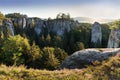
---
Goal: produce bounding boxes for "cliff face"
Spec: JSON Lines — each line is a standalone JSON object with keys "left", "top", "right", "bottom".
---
{"left": 10, "top": 18, "right": 79, "bottom": 36}
{"left": 45, "top": 20, "right": 79, "bottom": 36}
{"left": 107, "top": 28, "right": 120, "bottom": 48}
{"left": 0, "top": 17, "right": 113, "bottom": 48}
{"left": 91, "top": 22, "right": 102, "bottom": 47}
{"left": 34, "top": 19, "right": 45, "bottom": 36}
{"left": 4, "top": 19, "right": 14, "bottom": 36}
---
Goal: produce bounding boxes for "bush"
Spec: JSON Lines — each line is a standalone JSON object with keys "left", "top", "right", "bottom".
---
{"left": 2, "top": 35, "right": 30, "bottom": 66}
{"left": 2, "top": 35, "right": 43, "bottom": 68}
{"left": 42, "top": 47, "right": 59, "bottom": 70}
{"left": 54, "top": 47, "right": 68, "bottom": 63}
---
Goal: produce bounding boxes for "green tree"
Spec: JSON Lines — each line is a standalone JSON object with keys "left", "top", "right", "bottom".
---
{"left": 110, "top": 19, "right": 120, "bottom": 29}
{"left": 42, "top": 47, "right": 59, "bottom": 70}
{"left": 46, "top": 34, "right": 51, "bottom": 41}
{"left": 56, "top": 13, "right": 71, "bottom": 20}
{"left": 2, "top": 35, "right": 30, "bottom": 66}
{"left": 45, "top": 34, "right": 51, "bottom": 46}
{"left": 27, "top": 42, "right": 43, "bottom": 68}
{"left": 5, "top": 13, "right": 27, "bottom": 18}
{"left": 77, "top": 42, "right": 85, "bottom": 50}
{"left": 29, "top": 42, "right": 42, "bottom": 61}
{"left": 54, "top": 48, "right": 68, "bottom": 63}
{"left": 54, "top": 35, "right": 62, "bottom": 47}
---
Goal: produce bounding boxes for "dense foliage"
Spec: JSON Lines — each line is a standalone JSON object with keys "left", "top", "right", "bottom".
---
{"left": 5, "top": 13, "right": 27, "bottom": 18}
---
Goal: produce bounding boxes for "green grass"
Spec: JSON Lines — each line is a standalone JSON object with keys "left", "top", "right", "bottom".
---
{"left": 0, "top": 54, "right": 120, "bottom": 80}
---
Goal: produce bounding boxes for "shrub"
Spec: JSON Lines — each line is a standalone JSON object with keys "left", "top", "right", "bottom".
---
{"left": 42, "top": 47, "right": 59, "bottom": 70}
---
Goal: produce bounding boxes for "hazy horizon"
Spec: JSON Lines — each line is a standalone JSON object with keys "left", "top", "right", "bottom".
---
{"left": 1, "top": 0, "right": 120, "bottom": 21}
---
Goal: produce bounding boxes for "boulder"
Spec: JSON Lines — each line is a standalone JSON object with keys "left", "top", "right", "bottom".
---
{"left": 59, "top": 48, "right": 120, "bottom": 69}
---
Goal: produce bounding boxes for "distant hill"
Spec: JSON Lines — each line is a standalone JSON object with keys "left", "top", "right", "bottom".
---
{"left": 74, "top": 17, "right": 114, "bottom": 23}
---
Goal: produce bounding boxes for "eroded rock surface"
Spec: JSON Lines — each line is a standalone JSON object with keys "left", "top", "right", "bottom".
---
{"left": 60, "top": 48, "right": 120, "bottom": 69}
{"left": 4, "top": 19, "right": 14, "bottom": 36}
{"left": 108, "top": 29, "right": 120, "bottom": 48}
{"left": 91, "top": 22, "right": 102, "bottom": 47}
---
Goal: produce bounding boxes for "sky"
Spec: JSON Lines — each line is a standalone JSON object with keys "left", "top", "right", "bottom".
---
{"left": 0, "top": 0, "right": 120, "bottom": 20}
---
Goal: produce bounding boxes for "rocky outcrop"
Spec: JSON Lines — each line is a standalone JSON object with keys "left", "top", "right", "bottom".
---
{"left": 12, "top": 18, "right": 26, "bottom": 29}
{"left": 34, "top": 19, "right": 79, "bottom": 36}
{"left": 34, "top": 19, "right": 44, "bottom": 36}
{"left": 46, "top": 20, "right": 79, "bottom": 36}
{"left": 91, "top": 22, "right": 102, "bottom": 47}
{"left": 59, "top": 48, "right": 120, "bottom": 69}
{"left": 11, "top": 17, "right": 79, "bottom": 36}
{"left": 107, "top": 29, "right": 120, "bottom": 48}
{"left": 4, "top": 19, "right": 14, "bottom": 36}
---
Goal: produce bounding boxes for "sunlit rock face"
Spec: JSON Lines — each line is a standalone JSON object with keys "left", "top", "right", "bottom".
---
{"left": 13, "top": 18, "right": 26, "bottom": 29}
{"left": 22, "top": 18, "right": 26, "bottom": 28}
{"left": 34, "top": 19, "right": 79, "bottom": 36}
{"left": 34, "top": 19, "right": 44, "bottom": 36}
{"left": 26, "top": 18, "right": 35, "bottom": 28}
{"left": 59, "top": 48, "right": 120, "bottom": 69}
{"left": 91, "top": 22, "right": 102, "bottom": 47}
{"left": 18, "top": 18, "right": 26, "bottom": 28}
{"left": 46, "top": 20, "right": 79, "bottom": 36}
{"left": 10, "top": 17, "right": 79, "bottom": 37}
{"left": 107, "top": 28, "right": 120, "bottom": 48}
{"left": 4, "top": 19, "right": 14, "bottom": 36}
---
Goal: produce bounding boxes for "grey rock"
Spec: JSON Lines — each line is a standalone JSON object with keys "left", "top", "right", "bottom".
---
{"left": 34, "top": 19, "right": 44, "bottom": 36}
{"left": 5, "top": 19, "right": 14, "bottom": 36}
{"left": 60, "top": 48, "right": 120, "bottom": 69}
{"left": 46, "top": 20, "right": 79, "bottom": 36}
{"left": 18, "top": 18, "right": 23, "bottom": 28}
{"left": 91, "top": 22, "right": 102, "bottom": 47}
{"left": 34, "top": 19, "right": 79, "bottom": 36}
{"left": 108, "top": 29, "right": 120, "bottom": 48}
{"left": 22, "top": 18, "right": 26, "bottom": 28}
{"left": 26, "top": 18, "right": 34, "bottom": 28}
{"left": 18, "top": 18, "right": 26, "bottom": 28}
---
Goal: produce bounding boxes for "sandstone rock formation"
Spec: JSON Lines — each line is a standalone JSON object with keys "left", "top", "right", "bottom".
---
{"left": 34, "top": 19, "right": 79, "bottom": 36}
{"left": 34, "top": 19, "right": 44, "bottom": 36}
{"left": 59, "top": 48, "right": 120, "bottom": 69}
{"left": 108, "top": 29, "right": 120, "bottom": 48}
{"left": 10, "top": 17, "right": 79, "bottom": 36}
{"left": 12, "top": 18, "right": 27, "bottom": 29}
{"left": 91, "top": 22, "right": 102, "bottom": 47}
{"left": 4, "top": 19, "right": 14, "bottom": 36}
{"left": 46, "top": 20, "right": 79, "bottom": 36}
